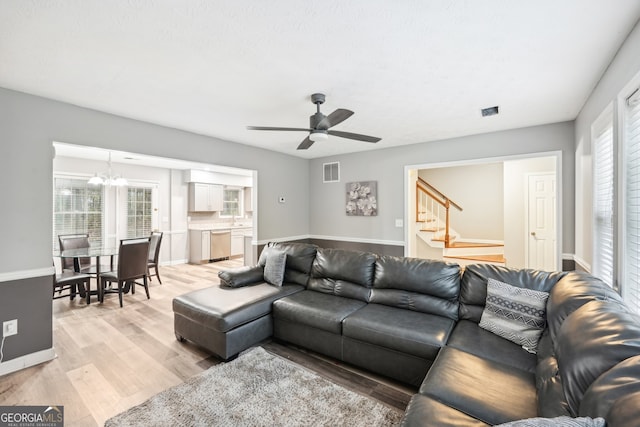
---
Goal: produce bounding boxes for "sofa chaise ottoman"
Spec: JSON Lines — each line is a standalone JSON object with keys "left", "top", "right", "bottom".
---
{"left": 172, "top": 242, "right": 317, "bottom": 360}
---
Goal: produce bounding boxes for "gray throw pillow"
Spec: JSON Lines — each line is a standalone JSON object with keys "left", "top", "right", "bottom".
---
{"left": 263, "top": 250, "right": 287, "bottom": 286}
{"left": 494, "top": 416, "right": 605, "bottom": 427}
{"left": 479, "top": 278, "right": 549, "bottom": 354}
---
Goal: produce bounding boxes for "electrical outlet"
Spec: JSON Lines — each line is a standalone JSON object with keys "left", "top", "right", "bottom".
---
{"left": 3, "top": 319, "right": 17, "bottom": 337}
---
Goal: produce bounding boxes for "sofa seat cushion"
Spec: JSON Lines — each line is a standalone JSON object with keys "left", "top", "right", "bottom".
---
{"left": 342, "top": 304, "right": 454, "bottom": 360}
{"left": 401, "top": 393, "right": 490, "bottom": 427}
{"left": 172, "top": 282, "right": 303, "bottom": 333}
{"left": 272, "top": 290, "right": 367, "bottom": 334}
{"left": 419, "top": 347, "right": 537, "bottom": 425}
{"left": 448, "top": 320, "right": 537, "bottom": 374}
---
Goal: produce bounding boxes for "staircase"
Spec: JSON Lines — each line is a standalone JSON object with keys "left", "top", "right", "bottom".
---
{"left": 416, "top": 178, "right": 506, "bottom": 266}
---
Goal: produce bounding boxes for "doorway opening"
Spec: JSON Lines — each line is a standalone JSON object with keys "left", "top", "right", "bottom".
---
{"left": 52, "top": 142, "right": 258, "bottom": 268}
{"left": 405, "top": 152, "right": 561, "bottom": 271}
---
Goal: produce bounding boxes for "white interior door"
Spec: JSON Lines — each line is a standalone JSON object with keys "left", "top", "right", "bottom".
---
{"left": 527, "top": 173, "right": 557, "bottom": 270}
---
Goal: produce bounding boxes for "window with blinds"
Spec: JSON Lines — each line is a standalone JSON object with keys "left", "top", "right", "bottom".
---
{"left": 592, "top": 111, "right": 615, "bottom": 288}
{"left": 53, "top": 177, "right": 104, "bottom": 249}
{"left": 623, "top": 87, "right": 640, "bottom": 315}
{"left": 126, "top": 187, "right": 153, "bottom": 238}
{"left": 222, "top": 188, "right": 241, "bottom": 217}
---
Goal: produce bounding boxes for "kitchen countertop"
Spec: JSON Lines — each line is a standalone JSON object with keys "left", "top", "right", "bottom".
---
{"left": 188, "top": 224, "right": 253, "bottom": 231}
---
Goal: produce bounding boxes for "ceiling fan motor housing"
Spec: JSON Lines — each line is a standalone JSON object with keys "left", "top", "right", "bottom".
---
{"left": 310, "top": 112, "right": 328, "bottom": 130}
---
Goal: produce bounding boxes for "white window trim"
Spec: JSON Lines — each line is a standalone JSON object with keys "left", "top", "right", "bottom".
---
{"left": 591, "top": 103, "right": 616, "bottom": 289}
{"left": 220, "top": 186, "right": 244, "bottom": 218}
{"left": 617, "top": 69, "right": 640, "bottom": 314}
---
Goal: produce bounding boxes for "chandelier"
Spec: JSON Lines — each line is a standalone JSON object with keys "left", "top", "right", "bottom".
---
{"left": 88, "top": 152, "right": 128, "bottom": 186}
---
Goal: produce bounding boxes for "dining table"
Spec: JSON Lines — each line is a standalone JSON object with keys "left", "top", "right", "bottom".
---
{"left": 53, "top": 245, "right": 119, "bottom": 303}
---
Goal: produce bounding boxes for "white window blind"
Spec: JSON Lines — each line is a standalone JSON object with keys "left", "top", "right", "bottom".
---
{"left": 126, "top": 187, "right": 153, "bottom": 238}
{"left": 624, "top": 88, "right": 640, "bottom": 314}
{"left": 593, "top": 115, "right": 615, "bottom": 288}
{"left": 53, "top": 177, "right": 104, "bottom": 249}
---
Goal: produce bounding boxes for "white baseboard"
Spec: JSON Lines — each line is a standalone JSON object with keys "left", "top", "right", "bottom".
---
{"left": 257, "top": 235, "right": 310, "bottom": 245}
{"left": 256, "top": 235, "right": 406, "bottom": 247}
{"left": 161, "top": 259, "right": 188, "bottom": 266}
{"left": 310, "top": 235, "right": 405, "bottom": 246}
{"left": 562, "top": 253, "right": 591, "bottom": 272}
{"left": 0, "top": 347, "right": 56, "bottom": 376}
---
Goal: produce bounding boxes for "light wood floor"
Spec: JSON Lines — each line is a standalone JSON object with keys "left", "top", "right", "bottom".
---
{"left": 0, "top": 261, "right": 413, "bottom": 426}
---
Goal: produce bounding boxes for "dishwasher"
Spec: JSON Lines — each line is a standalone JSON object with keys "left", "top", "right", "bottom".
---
{"left": 210, "top": 230, "right": 231, "bottom": 261}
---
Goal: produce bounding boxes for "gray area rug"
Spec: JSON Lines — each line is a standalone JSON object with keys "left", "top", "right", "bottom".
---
{"left": 105, "top": 347, "right": 403, "bottom": 427}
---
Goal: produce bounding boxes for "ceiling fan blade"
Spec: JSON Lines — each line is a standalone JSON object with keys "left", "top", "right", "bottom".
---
{"left": 327, "top": 130, "right": 381, "bottom": 143}
{"left": 317, "top": 109, "right": 354, "bottom": 129}
{"left": 297, "top": 136, "right": 315, "bottom": 150}
{"left": 247, "top": 126, "right": 311, "bottom": 132}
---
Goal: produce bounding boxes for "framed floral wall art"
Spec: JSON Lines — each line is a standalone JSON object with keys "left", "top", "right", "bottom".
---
{"left": 346, "top": 181, "right": 377, "bottom": 216}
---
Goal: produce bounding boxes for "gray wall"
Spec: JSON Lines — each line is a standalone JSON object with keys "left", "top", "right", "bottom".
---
{"left": 309, "top": 121, "right": 575, "bottom": 256}
{"left": 0, "top": 86, "right": 309, "bottom": 363}
{"left": 574, "top": 19, "right": 640, "bottom": 271}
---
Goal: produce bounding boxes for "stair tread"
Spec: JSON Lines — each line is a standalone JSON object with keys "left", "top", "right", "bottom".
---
{"left": 444, "top": 254, "right": 506, "bottom": 263}
{"left": 446, "top": 241, "right": 504, "bottom": 248}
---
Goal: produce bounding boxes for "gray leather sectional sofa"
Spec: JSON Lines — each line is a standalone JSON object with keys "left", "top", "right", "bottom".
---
{"left": 172, "top": 242, "right": 640, "bottom": 426}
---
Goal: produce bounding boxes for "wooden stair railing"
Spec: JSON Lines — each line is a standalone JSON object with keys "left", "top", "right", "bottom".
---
{"left": 416, "top": 177, "right": 463, "bottom": 248}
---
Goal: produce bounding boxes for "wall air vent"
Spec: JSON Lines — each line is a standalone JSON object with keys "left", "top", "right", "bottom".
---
{"left": 481, "top": 106, "right": 499, "bottom": 117}
{"left": 323, "top": 162, "right": 340, "bottom": 183}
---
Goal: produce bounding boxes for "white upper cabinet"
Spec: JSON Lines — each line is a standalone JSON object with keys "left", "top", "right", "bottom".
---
{"left": 189, "top": 183, "right": 223, "bottom": 212}
{"left": 244, "top": 187, "right": 253, "bottom": 212}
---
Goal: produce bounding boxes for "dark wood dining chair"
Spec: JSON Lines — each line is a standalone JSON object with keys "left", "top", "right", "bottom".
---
{"left": 58, "top": 233, "right": 92, "bottom": 273}
{"left": 100, "top": 238, "right": 150, "bottom": 307}
{"left": 147, "top": 231, "right": 163, "bottom": 284}
{"left": 53, "top": 261, "right": 91, "bottom": 303}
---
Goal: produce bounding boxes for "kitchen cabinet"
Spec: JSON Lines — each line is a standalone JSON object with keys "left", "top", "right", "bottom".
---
{"left": 189, "top": 183, "right": 223, "bottom": 212}
{"left": 189, "top": 230, "right": 210, "bottom": 263}
{"left": 231, "top": 228, "right": 249, "bottom": 257}
{"left": 244, "top": 187, "right": 253, "bottom": 212}
{"left": 243, "top": 235, "right": 256, "bottom": 266}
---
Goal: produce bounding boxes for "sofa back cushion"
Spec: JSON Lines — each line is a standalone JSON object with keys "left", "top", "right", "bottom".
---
{"left": 258, "top": 242, "right": 318, "bottom": 286}
{"left": 371, "top": 255, "right": 460, "bottom": 320}
{"left": 555, "top": 300, "right": 640, "bottom": 416}
{"left": 459, "top": 263, "right": 565, "bottom": 323}
{"left": 308, "top": 248, "right": 376, "bottom": 301}
{"left": 546, "top": 271, "right": 623, "bottom": 343}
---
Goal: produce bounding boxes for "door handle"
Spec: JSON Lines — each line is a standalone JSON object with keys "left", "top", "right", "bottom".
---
{"left": 531, "top": 232, "right": 536, "bottom": 237}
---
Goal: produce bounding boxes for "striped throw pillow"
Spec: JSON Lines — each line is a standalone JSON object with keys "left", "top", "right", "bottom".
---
{"left": 479, "top": 278, "right": 549, "bottom": 354}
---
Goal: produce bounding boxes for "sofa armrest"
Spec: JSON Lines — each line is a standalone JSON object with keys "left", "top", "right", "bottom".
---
{"left": 218, "top": 265, "right": 265, "bottom": 288}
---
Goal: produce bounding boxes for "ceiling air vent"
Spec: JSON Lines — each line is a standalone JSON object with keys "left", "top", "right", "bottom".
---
{"left": 323, "top": 162, "right": 340, "bottom": 183}
{"left": 481, "top": 106, "right": 499, "bottom": 117}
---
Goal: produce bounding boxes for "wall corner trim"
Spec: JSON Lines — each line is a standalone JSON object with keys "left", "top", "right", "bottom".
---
{"left": 0, "top": 267, "right": 55, "bottom": 283}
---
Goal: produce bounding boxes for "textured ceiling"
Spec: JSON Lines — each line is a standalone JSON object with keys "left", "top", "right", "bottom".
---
{"left": 2, "top": 1, "right": 640, "bottom": 159}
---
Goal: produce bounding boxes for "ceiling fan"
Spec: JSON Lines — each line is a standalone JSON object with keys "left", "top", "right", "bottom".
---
{"left": 247, "top": 93, "right": 381, "bottom": 150}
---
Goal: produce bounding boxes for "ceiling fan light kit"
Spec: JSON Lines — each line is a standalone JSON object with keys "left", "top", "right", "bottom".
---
{"left": 247, "top": 93, "right": 381, "bottom": 150}
{"left": 309, "top": 131, "right": 328, "bottom": 142}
